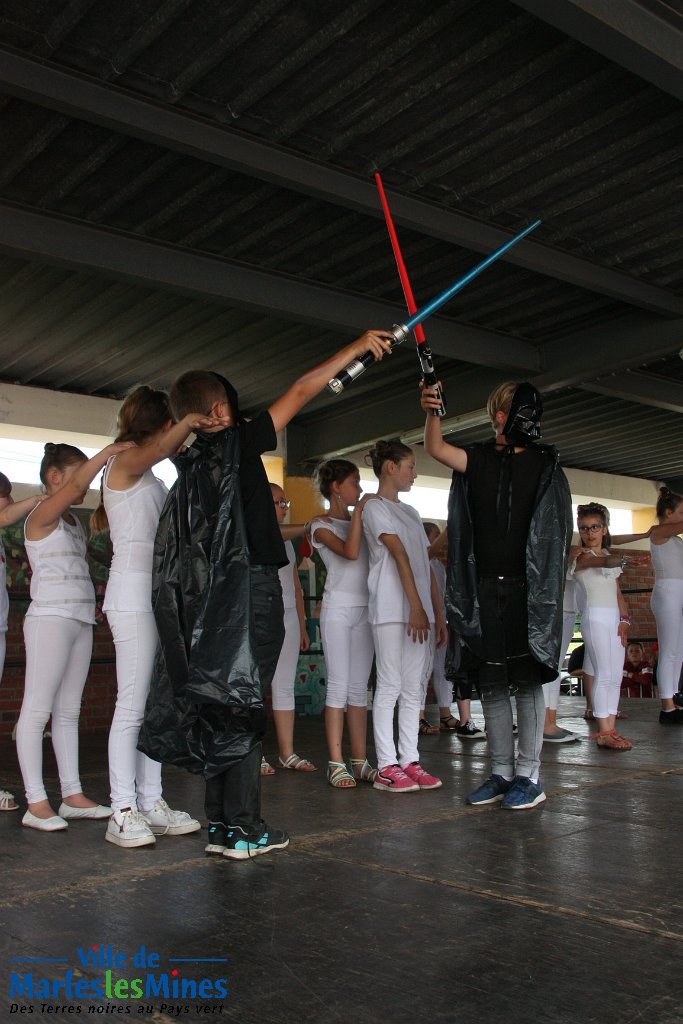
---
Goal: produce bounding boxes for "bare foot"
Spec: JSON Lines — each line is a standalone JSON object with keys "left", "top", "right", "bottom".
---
{"left": 27, "top": 799, "right": 60, "bottom": 819}
{"left": 61, "top": 792, "right": 100, "bottom": 809}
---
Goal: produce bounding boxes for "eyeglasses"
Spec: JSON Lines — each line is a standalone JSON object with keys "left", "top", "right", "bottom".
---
{"left": 578, "top": 524, "right": 603, "bottom": 533}
{"left": 274, "top": 499, "right": 291, "bottom": 509}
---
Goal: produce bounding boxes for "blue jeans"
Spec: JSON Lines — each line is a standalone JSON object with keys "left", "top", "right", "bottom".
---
{"left": 480, "top": 683, "right": 545, "bottom": 780}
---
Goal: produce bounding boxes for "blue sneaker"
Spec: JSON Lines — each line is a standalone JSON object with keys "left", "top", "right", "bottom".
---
{"left": 466, "top": 775, "right": 513, "bottom": 805}
{"left": 500, "top": 776, "right": 546, "bottom": 810}
{"left": 222, "top": 824, "right": 290, "bottom": 860}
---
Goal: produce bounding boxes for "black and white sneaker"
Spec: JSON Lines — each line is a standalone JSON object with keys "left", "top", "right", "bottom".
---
{"left": 205, "top": 821, "right": 228, "bottom": 855}
{"left": 456, "top": 720, "right": 487, "bottom": 740}
{"left": 223, "top": 824, "right": 290, "bottom": 860}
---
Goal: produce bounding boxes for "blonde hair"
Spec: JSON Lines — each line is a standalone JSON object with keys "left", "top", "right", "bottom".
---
{"left": 486, "top": 381, "right": 518, "bottom": 431}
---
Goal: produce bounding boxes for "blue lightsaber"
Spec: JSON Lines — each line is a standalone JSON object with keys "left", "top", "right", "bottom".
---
{"left": 327, "top": 218, "right": 541, "bottom": 395}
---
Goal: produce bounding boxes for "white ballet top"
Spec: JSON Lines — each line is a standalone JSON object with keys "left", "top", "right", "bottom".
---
{"left": 102, "top": 458, "right": 168, "bottom": 612}
{"left": 571, "top": 550, "right": 621, "bottom": 609}
{"left": 0, "top": 537, "right": 8, "bottom": 631}
{"left": 311, "top": 517, "right": 369, "bottom": 608}
{"left": 362, "top": 497, "right": 433, "bottom": 626}
{"left": 24, "top": 513, "right": 95, "bottom": 623}
{"left": 650, "top": 535, "right": 683, "bottom": 580}
{"left": 278, "top": 540, "right": 297, "bottom": 610}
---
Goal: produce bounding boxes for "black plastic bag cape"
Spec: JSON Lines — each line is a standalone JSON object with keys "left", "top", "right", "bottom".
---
{"left": 138, "top": 429, "right": 263, "bottom": 778}
{"left": 445, "top": 440, "right": 573, "bottom": 683}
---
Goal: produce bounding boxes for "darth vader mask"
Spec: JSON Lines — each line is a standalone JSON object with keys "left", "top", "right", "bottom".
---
{"left": 502, "top": 382, "right": 543, "bottom": 445}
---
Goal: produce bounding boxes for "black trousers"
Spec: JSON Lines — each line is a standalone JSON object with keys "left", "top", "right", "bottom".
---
{"left": 204, "top": 565, "right": 285, "bottom": 833}
{"left": 476, "top": 576, "right": 544, "bottom": 689}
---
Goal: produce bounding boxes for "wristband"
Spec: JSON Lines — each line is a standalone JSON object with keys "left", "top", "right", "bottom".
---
{"left": 619, "top": 616, "right": 631, "bottom": 624}
{"left": 620, "top": 556, "right": 628, "bottom": 570}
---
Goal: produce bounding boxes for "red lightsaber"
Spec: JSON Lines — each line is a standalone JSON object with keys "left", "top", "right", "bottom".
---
{"left": 374, "top": 171, "right": 446, "bottom": 417}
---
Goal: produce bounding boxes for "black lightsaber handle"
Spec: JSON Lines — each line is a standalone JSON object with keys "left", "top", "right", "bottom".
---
{"left": 416, "top": 344, "right": 446, "bottom": 418}
{"left": 327, "top": 325, "right": 406, "bottom": 395}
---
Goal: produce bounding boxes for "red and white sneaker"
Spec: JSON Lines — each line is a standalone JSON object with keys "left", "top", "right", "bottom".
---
{"left": 373, "top": 764, "right": 420, "bottom": 793}
{"left": 402, "top": 762, "right": 443, "bottom": 790}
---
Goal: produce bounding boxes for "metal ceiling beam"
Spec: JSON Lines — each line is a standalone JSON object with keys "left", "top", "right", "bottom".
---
{"left": 579, "top": 369, "right": 683, "bottom": 416}
{"left": 511, "top": 0, "right": 683, "bottom": 103}
{"left": 1, "top": 46, "right": 682, "bottom": 318}
{"left": 0, "top": 201, "right": 539, "bottom": 371}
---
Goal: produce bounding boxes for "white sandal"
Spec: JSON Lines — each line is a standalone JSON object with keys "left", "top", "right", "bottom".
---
{"left": 0, "top": 789, "right": 19, "bottom": 811}
{"left": 279, "top": 753, "right": 317, "bottom": 772}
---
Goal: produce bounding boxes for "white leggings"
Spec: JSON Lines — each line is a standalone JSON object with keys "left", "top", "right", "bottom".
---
{"left": 372, "top": 622, "right": 433, "bottom": 770}
{"left": 107, "top": 609, "right": 162, "bottom": 811}
{"left": 422, "top": 639, "right": 452, "bottom": 708}
{"left": 270, "top": 606, "right": 300, "bottom": 711}
{"left": 651, "top": 579, "right": 683, "bottom": 699}
{"left": 543, "top": 609, "right": 576, "bottom": 711}
{"left": 320, "top": 604, "right": 374, "bottom": 709}
{"left": 581, "top": 606, "right": 622, "bottom": 719}
{"left": 17, "top": 616, "right": 93, "bottom": 804}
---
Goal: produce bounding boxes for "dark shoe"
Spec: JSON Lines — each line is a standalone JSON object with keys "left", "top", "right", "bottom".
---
{"left": 673, "top": 694, "right": 683, "bottom": 708}
{"left": 659, "top": 708, "right": 683, "bottom": 725}
{"left": 501, "top": 776, "right": 546, "bottom": 810}
{"left": 466, "top": 775, "right": 513, "bottom": 806}
{"left": 205, "top": 821, "right": 228, "bottom": 855}
{"left": 543, "top": 728, "right": 580, "bottom": 744}
{"left": 222, "top": 823, "right": 290, "bottom": 860}
{"left": 456, "top": 720, "right": 486, "bottom": 740}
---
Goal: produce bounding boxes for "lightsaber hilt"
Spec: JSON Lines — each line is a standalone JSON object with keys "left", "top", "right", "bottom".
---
{"left": 327, "top": 325, "right": 406, "bottom": 395}
{"left": 416, "top": 343, "right": 446, "bottom": 418}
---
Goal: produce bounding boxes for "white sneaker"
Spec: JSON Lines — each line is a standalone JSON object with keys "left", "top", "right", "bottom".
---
{"left": 106, "top": 808, "right": 156, "bottom": 848}
{"left": 141, "top": 798, "right": 201, "bottom": 837}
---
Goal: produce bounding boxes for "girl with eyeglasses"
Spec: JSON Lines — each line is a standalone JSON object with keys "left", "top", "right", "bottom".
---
{"left": 310, "top": 459, "right": 378, "bottom": 788}
{"left": 267, "top": 482, "right": 316, "bottom": 774}
{"left": 572, "top": 503, "right": 640, "bottom": 749}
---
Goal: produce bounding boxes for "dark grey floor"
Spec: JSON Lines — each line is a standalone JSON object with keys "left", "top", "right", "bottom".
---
{"left": 2, "top": 698, "right": 682, "bottom": 1024}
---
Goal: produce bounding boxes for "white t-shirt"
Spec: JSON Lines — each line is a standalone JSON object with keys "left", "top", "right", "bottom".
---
{"left": 311, "top": 517, "right": 369, "bottom": 608}
{"left": 362, "top": 498, "right": 433, "bottom": 626}
{"left": 279, "top": 540, "right": 297, "bottom": 610}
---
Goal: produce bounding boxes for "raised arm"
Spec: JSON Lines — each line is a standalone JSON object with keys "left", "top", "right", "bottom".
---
{"left": 268, "top": 330, "right": 394, "bottom": 433}
{"left": 108, "top": 413, "right": 228, "bottom": 487}
{"left": 420, "top": 383, "right": 468, "bottom": 472}
{"left": 0, "top": 494, "right": 44, "bottom": 528}
{"left": 649, "top": 520, "right": 683, "bottom": 545}
{"left": 312, "top": 494, "right": 376, "bottom": 561}
{"left": 427, "top": 528, "right": 448, "bottom": 559}
{"left": 26, "top": 442, "right": 133, "bottom": 540}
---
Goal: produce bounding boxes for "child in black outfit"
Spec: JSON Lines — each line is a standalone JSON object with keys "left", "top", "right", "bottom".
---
{"left": 139, "top": 330, "right": 393, "bottom": 859}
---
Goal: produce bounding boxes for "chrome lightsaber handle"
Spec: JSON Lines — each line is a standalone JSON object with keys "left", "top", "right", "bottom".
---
{"left": 416, "top": 344, "right": 446, "bottom": 418}
{"left": 327, "top": 325, "right": 406, "bottom": 394}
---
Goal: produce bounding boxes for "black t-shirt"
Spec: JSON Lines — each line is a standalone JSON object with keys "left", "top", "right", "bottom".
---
{"left": 465, "top": 442, "right": 547, "bottom": 576}
{"left": 238, "top": 411, "right": 287, "bottom": 568}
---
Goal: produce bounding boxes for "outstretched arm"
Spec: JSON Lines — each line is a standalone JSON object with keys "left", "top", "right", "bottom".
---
{"left": 26, "top": 442, "right": 133, "bottom": 541}
{"left": 421, "top": 383, "right": 468, "bottom": 472}
{"left": 108, "top": 413, "right": 229, "bottom": 488}
{"left": 0, "top": 494, "right": 44, "bottom": 528}
{"left": 268, "top": 330, "right": 394, "bottom": 433}
{"left": 312, "top": 494, "right": 377, "bottom": 561}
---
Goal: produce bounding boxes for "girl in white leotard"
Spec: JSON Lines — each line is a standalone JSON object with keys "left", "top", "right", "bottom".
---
{"left": 91, "top": 386, "right": 223, "bottom": 849}
{"left": 17, "top": 441, "right": 130, "bottom": 831}
{"left": 311, "top": 459, "right": 377, "bottom": 789}
{"left": 649, "top": 486, "right": 683, "bottom": 725}
{"left": 572, "top": 503, "right": 637, "bottom": 750}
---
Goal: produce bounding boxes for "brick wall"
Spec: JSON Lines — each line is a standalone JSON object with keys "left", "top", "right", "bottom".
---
{"left": 614, "top": 547, "right": 657, "bottom": 661}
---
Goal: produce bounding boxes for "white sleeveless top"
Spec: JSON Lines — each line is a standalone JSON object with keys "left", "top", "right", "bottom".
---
{"left": 311, "top": 518, "right": 369, "bottom": 609}
{"left": 278, "top": 540, "right": 297, "bottom": 611}
{"left": 0, "top": 537, "right": 8, "bottom": 631}
{"left": 650, "top": 535, "right": 683, "bottom": 581}
{"left": 102, "top": 457, "right": 168, "bottom": 612}
{"left": 24, "top": 513, "right": 95, "bottom": 623}
{"left": 571, "top": 550, "right": 621, "bottom": 610}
